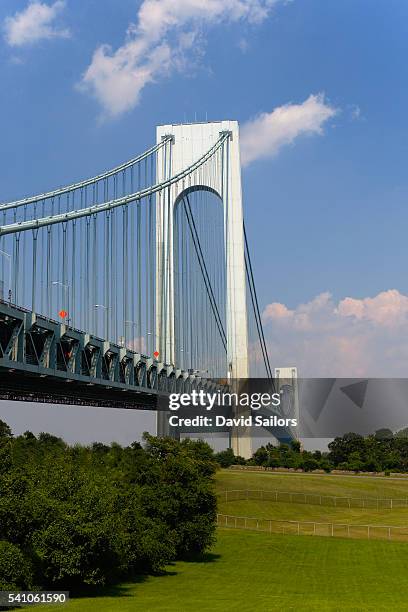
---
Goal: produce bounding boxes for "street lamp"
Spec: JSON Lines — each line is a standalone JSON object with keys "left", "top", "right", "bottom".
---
{"left": 94, "top": 304, "right": 110, "bottom": 339}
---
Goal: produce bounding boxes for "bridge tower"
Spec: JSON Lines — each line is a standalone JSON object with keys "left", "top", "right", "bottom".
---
{"left": 155, "top": 121, "right": 251, "bottom": 458}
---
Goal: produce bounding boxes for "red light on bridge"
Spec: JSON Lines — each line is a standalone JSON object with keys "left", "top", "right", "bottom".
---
{"left": 153, "top": 351, "right": 160, "bottom": 359}
{"left": 59, "top": 310, "right": 68, "bottom": 319}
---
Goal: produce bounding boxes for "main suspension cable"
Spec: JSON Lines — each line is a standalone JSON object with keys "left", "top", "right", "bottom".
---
{"left": 243, "top": 221, "right": 274, "bottom": 381}
{"left": 0, "top": 138, "right": 171, "bottom": 211}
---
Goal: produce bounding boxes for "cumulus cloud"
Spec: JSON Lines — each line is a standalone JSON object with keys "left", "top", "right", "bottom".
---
{"left": 4, "top": 1, "right": 70, "bottom": 47}
{"left": 240, "top": 93, "right": 338, "bottom": 166}
{"left": 262, "top": 290, "right": 408, "bottom": 377}
{"left": 79, "top": 0, "right": 284, "bottom": 117}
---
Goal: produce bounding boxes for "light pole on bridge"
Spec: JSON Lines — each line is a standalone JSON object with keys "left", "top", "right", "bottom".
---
{"left": 94, "top": 304, "right": 110, "bottom": 340}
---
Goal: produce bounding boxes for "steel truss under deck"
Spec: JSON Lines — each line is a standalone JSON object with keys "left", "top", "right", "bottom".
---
{"left": 0, "top": 300, "right": 223, "bottom": 410}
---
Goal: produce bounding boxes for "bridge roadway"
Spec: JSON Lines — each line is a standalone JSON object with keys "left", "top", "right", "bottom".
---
{"left": 0, "top": 300, "right": 223, "bottom": 411}
{"left": 0, "top": 299, "right": 290, "bottom": 444}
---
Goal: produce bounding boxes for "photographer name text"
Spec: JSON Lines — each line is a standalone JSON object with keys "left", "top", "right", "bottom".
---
{"left": 168, "top": 414, "right": 297, "bottom": 428}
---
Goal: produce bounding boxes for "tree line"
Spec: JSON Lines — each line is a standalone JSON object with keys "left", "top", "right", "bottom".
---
{"left": 215, "top": 428, "right": 408, "bottom": 474}
{"left": 0, "top": 420, "right": 217, "bottom": 593}
{"left": 3, "top": 418, "right": 407, "bottom": 592}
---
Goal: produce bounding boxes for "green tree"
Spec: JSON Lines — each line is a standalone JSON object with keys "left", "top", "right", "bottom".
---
{"left": 291, "top": 440, "right": 301, "bottom": 453}
{"left": 0, "top": 420, "right": 218, "bottom": 591}
{"left": 253, "top": 446, "right": 268, "bottom": 466}
{"left": 0, "top": 420, "right": 12, "bottom": 443}
{"left": 328, "top": 433, "right": 365, "bottom": 466}
{"left": 0, "top": 541, "right": 33, "bottom": 590}
{"left": 214, "top": 447, "right": 236, "bottom": 468}
{"left": 374, "top": 428, "right": 394, "bottom": 440}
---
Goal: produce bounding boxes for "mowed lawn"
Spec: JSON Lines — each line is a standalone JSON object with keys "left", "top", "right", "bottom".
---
{"left": 216, "top": 469, "right": 408, "bottom": 527}
{"left": 36, "top": 471, "right": 408, "bottom": 611}
{"left": 218, "top": 498, "right": 408, "bottom": 526}
{"left": 216, "top": 469, "right": 408, "bottom": 498}
{"left": 37, "top": 529, "right": 408, "bottom": 611}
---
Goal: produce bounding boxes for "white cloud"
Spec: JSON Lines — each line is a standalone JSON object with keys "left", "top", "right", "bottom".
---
{"left": 240, "top": 93, "right": 338, "bottom": 166}
{"left": 262, "top": 290, "right": 408, "bottom": 377}
{"left": 336, "top": 290, "right": 408, "bottom": 327}
{"left": 79, "top": 0, "right": 284, "bottom": 118}
{"left": 4, "top": 0, "right": 70, "bottom": 47}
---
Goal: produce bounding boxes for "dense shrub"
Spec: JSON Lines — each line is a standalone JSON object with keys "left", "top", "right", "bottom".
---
{"left": 0, "top": 420, "right": 217, "bottom": 591}
{"left": 0, "top": 541, "right": 33, "bottom": 590}
{"left": 214, "top": 448, "right": 245, "bottom": 467}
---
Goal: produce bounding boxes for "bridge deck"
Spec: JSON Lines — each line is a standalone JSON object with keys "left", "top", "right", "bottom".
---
{"left": 0, "top": 300, "right": 217, "bottom": 410}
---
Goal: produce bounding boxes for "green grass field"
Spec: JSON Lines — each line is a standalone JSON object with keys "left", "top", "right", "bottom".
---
{"left": 216, "top": 469, "right": 408, "bottom": 498}
{"left": 36, "top": 469, "right": 408, "bottom": 611}
{"left": 217, "top": 470, "right": 408, "bottom": 528}
{"left": 218, "top": 498, "right": 408, "bottom": 526}
{"left": 37, "top": 530, "right": 408, "bottom": 611}
{"left": 217, "top": 469, "right": 408, "bottom": 541}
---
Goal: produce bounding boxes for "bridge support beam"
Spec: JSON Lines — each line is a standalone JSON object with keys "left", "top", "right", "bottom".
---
{"left": 155, "top": 122, "right": 251, "bottom": 459}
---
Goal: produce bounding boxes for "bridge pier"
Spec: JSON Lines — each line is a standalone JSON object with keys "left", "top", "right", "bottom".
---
{"left": 156, "top": 410, "right": 180, "bottom": 441}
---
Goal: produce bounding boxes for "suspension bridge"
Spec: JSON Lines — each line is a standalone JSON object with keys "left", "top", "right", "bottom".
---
{"left": 0, "top": 121, "right": 280, "bottom": 457}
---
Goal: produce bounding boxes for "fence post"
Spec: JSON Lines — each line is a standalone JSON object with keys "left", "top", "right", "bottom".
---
{"left": 313, "top": 522, "right": 316, "bottom": 535}
{"left": 388, "top": 527, "right": 391, "bottom": 540}
{"left": 257, "top": 519, "right": 259, "bottom": 530}
{"left": 331, "top": 523, "right": 334, "bottom": 537}
{"left": 391, "top": 499, "right": 393, "bottom": 510}
{"left": 297, "top": 522, "right": 300, "bottom": 535}
{"left": 367, "top": 525, "right": 370, "bottom": 540}
{"left": 235, "top": 517, "right": 237, "bottom": 528}
{"left": 347, "top": 524, "right": 350, "bottom": 538}
{"left": 269, "top": 520, "right": 272, "bottom": 533}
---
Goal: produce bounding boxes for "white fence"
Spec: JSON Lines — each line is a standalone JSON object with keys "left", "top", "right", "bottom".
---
{"left": 218, "top": 489, "right": 408, "bottom": 509}
{"left": 217, "top": 513, "right": 408, "bottom": 542}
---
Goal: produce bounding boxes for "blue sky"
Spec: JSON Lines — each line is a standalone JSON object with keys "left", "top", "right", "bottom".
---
{"left": 1, "top": 0, "right": 408, "bottom": 382}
